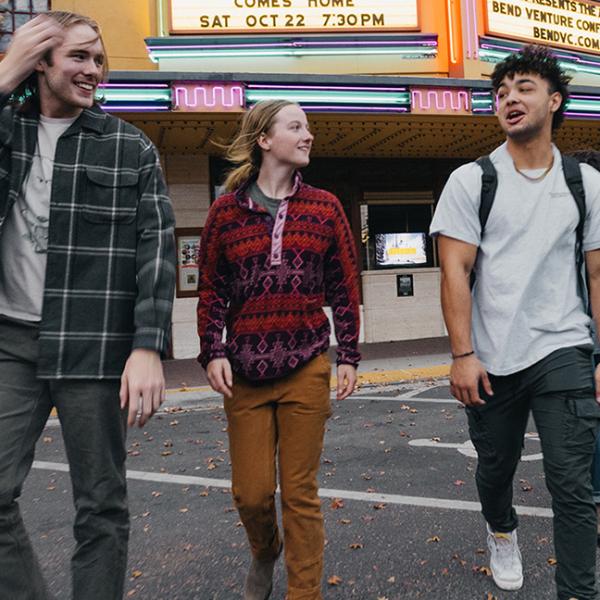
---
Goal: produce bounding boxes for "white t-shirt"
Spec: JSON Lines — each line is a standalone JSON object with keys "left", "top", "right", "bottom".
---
{"left": 430, "top": 141, "right": 600, "bottom": 376}
{"left": 0, "top": 114, "right": 76, "bottom": 321}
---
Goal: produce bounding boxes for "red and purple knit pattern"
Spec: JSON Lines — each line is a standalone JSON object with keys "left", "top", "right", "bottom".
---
{"left": 197, "top": 176, "right": 361, "bottom": 381}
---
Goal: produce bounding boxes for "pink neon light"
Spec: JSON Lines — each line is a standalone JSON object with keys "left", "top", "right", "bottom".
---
{"left": 173, "top": 85, "right": 244, "bottom": 109}
{"left": 249, "top": 84, "right": 407, "bottom": 92}
{"left": 465, "top": 0, "right": 472, "bottom": 58}
{"left": 412, "top": 89, "right": 470, "bottom": 112}
{"left": 470, "top": 0, "right": 479, "bottom": 59}
{"left": 100, "top": 83, "right": 169, "bottom": 89}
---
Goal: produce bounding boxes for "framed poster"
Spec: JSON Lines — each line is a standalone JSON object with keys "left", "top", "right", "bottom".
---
{"left": 176, "top": 227, "right": 202, "bottom": 298}
{"left": 396, "top": 274, "right": 414, "bottom": 297}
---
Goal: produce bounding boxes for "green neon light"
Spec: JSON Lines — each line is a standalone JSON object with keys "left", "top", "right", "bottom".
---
{"left": 102, "top": 89, "right": 172, "bottom": 102}
{"left": 566, "top": 99, "right": 600, "bottom": 112}
{"left": 149, "top": 47, "right": 437, "bottom": 61}
{"left": 480, "top": 48, "right": 600, "bottom": 77}
{"left": 246, "top": 89, "right": 411, "bottom": 105}
{"left": 156, "top": 0, "right": 166, "bottom": 38}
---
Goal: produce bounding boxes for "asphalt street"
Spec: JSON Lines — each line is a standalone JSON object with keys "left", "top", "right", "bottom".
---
{"left": 21, "top": 378, "right": 583, "bottom": 600}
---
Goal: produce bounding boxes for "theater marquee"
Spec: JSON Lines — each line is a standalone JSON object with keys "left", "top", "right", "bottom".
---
{"left": 485, "top": 0, "right": 600, "bottom": 55}
{"left": 168, "top": 0, "right": 419, "bottom": 35}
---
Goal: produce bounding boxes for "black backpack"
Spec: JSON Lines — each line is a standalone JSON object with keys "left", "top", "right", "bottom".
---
{"left": 474, "top": 154, "right": 588, "bottom": 307}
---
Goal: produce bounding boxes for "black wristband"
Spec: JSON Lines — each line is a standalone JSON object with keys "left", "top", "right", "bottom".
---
{"left": 452, "top": 350, "right": 475, "bottom": 360}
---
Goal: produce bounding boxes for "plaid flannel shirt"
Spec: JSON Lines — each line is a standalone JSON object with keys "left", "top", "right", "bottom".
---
{"left": 0, "top": 97, "right": 176, "bottom": 378}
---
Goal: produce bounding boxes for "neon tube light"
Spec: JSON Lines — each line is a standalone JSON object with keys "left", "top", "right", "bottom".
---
{"left": 246, "top": 89, "right": 411, "bottom": 105}
{"left": 249, "top": 84, "right": 408, "bottom": 93}
{"left": 299, "top": 105, "right": 409, "bottom": 113}
{"left": 102, "top": 90, "right": 172, "bottom": 102}
{"left": 101, "top": 83, "right": 169, "bottom": 89}
{"left": 173, "top": 85, "right": 244, "bottom": 109}
{"left": 447, "top": 0, "right": 458, "bottom": 64}
{"left": 149, "top": 47, "right": 437, "bottom": 62}
{"left": 479, "top": 38, "right": 600, "bottom": 77}
{"left": 104, "top": 106, "right": 170, "bottom": 112}
{"left": 147, "top": 40, "right": 437, "bottom": 51}
{"left": 467, "top": 0, "right": 479, "bottom": 59}
{"left": 412, "top": 89, "right": 470, "bottom": 111}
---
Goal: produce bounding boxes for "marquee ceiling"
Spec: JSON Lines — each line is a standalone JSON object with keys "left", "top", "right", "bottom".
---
{"left": 121, "top": 112, "right": 600, "bottom": 159}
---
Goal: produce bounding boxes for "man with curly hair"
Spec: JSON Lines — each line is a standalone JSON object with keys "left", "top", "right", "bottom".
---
{"left": 431, "top": 46, "right": 600, "bottom": 599}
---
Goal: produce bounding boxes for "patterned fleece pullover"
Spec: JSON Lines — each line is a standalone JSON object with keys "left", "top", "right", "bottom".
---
{"left": 197, "top": 173, "right": 361, "bottom": 381}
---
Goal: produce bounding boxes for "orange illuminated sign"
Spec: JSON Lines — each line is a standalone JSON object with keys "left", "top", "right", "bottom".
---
{"left": 168, "top": 0, "right": 420, "bottom": 35}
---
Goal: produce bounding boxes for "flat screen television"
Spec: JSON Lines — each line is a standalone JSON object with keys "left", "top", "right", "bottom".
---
{"left": 375, "top": 232, "right": 428, "bottom": 267}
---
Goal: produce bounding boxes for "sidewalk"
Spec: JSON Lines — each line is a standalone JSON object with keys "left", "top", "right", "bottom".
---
{"left": 163, "top": 336, "right": 451, "bottom": 390}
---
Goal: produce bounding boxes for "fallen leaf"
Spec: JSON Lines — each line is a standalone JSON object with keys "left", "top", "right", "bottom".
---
{"left": 179, "top": 507, "right": 189, "bottom": 513}
{"left": 151, "top": 491, "right": 162, "bottom": 498}
{"left": 475, "top": 566, "right": 492, "bottom": 576}
{"left": 131, "top": 570, "right": 142, "bottom": 579}
{"left": 373, "top": 503, "right": 386, "bottom": 510}
{"left": 387, "top": 576, "right": 396, "bottom": 583}
{"left": 547, "top": 557, "right": 557, "bottom": 565}
{"left": 426, "top": 536, "right": 440, "bottom": 543}
{"left": 349, "top": 542, "right": 363, "bottom": 549}
{"left": 330, "top": 498, "right": 344, "bottom": 509}
{"left": 339, "top": 519, "right": 351, "bottom": 525}
{"left": 43, "top": 436, "right": 53, "bottom": 443}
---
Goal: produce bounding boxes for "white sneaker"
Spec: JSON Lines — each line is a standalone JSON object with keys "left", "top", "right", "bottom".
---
{"left": 486, "top": 524, "right": 524, "bottom": 591}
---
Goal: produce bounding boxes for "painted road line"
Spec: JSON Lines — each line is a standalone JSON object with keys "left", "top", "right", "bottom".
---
{"left": 351, "top": 396, "right": 458, "bottom": 404}
{"left": 409, "top": 433, "right": 543, "bottom": 462}
{"left": 31, "top": 460, "right": 552, "bottom": 519}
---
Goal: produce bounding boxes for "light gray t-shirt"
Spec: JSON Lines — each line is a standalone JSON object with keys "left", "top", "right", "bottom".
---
{"left": 0, "top": 114, "right": 76, "bottom": 321}
{"left": 430, "top": 142, "right": 600, "bottom": 376}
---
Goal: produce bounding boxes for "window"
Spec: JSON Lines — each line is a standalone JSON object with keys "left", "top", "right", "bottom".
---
{"left": 361, "top": 192, "right": 435, "bottom": 270}
{"left": 0, "top": 1, "right": 50, "bottom": 52}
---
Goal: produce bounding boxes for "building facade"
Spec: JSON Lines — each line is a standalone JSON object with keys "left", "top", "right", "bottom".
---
{"left": 10, "top": 0, "right": 600, "bottom": 357}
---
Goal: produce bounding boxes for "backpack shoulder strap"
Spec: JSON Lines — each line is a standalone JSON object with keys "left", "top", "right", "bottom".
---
{"left": 562, "top": 154, "right": 586, "bottom": 251}
{"left": 475, "top": 155, "right": 498, "bottom": 234}
{"left": 562, "top": 153, "right": 588, "bottom": 310}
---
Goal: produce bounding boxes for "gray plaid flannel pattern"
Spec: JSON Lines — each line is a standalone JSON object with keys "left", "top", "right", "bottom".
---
{"left": 0, "top": 99, "right": 176, "bottom": 378}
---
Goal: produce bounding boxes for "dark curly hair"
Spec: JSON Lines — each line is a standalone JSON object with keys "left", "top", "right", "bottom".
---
{"left": 491, "top": 45, "right": 571, "bottom": 130}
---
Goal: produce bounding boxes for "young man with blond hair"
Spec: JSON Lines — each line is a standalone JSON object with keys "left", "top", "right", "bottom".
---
{"left": 0, "top": 12, "right": 175, "bottom": 599}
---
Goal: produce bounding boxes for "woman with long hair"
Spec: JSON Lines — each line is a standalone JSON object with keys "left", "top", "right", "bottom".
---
{"left": 197, "top": 100, "right": 361, "bottom": 599}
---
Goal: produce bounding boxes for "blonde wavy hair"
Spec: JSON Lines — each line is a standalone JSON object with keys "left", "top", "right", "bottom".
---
{"left": 13, "top": 11, "right": 108, "bottom": 109}
{"left": 222, "top": 99, "right": 298, "bottom": 192}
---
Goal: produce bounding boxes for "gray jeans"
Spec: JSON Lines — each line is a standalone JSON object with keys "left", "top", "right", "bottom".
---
{"left": 0, "top": 317, "right": 129, "bottom": 600}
